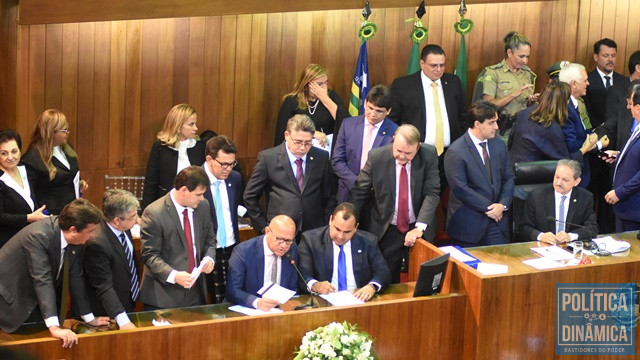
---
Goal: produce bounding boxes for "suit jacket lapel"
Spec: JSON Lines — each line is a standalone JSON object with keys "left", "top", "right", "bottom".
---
{"left": 353, "top": 116, "right": 365, "bottom": 166}
{"left": 256, "top": 236, "right": 265, "bottom": 284}
{"left": 225, "top": 178, "right": 236, "bottom": 213}
{"left": 301, "top": 152, "right": 316, "bottom": 192}
{"left": 412, "top": 72, "right": 426, "bottom": 121}
{"left": 565, "top": 191, "right": 578, "bottom": 228}
{"left": 322, "top": 229, "right": 334, "bottom": 281}
{"left": 409, "top": 147, "right": 424, "bottom": 211}
{"left": 105, "top": 223, "right": 129, "bottom": 266}
{"left": 372, "top": 119, "right": 391, "bottom": 148}
{"left": 544, "top": 190, "right": 556, "bottom": 232}
{"left": 164, "top": 194, "right": 187, "bottom": 250}
{"left": 278, "top": 144, "right": 300, "bottom": 194}
{"left": 350, "top": 237, "right": 364, "bottom": 286}
{"left": 464, "top": 134, "right": 492, "bottom": 187}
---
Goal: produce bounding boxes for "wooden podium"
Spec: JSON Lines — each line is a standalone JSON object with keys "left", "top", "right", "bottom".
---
{"left": 409, "top": 232, "right": 640, "bottom": 359}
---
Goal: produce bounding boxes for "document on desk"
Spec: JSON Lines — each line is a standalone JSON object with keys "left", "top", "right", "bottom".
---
{"left": 530, "top": 246, "right": 574, "bottom": 260}
{"left": 476, "top": 263, "right": 509, "bottom": 275}
{"left": 228, "top": 305, "right": 283, "bottom": 316}
{"left": 439, "top": 246, "right": 477, "bottom": 263}
{"left": 594, "top": 236, "right": 631, "bottom": 253}
{"left": 257, "top": 282, "right": 296, "bottom": 304}
{"left": 522, "top": 257, "right": 567, "bottom": 270}
{"left": 319, "top": 291, "right": 365, "bottom": 306}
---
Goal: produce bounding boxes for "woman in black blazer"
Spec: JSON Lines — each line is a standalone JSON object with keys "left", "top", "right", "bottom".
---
{"left": 0, "top": 130, "right": 49, "bottom": 247}
{"left": 21, "top": 109, "right": 88, "bottom": 216}
{"left": 141, "top": 103, "right": 205, "bottom": 210}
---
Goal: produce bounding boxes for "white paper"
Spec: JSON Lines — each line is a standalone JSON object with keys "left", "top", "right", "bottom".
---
{"left": 439, "top": 246, "right": 477, "bottom": 263}
{"left": 593, "top": 236, "right": 631, "bottom": 253}
{"left": 256, "top": 282, "right": 296, "bottom": 304}
{"left": 237, "top": 205, "right": 247, "bottom": 217}
{"left": 522, "top": 257, "right": 567, "bottom": 270}
{"left": 530, "top": 246, "right": 575, "bottom": 260}
{"left": 476, "top": 263, "right": 508, "bottom": 275}
{"left": 73, "top": 172, "right": 81, "bottom": 198}
{"left": 152, "top": 319, "right": 171, "bottom": 326}
{"left": 228, "top": 304, "right": 283, "bottom": 316}
{"left": 319, "top": 291, "right": 365, "bottom": 306}
{"left": 312, "top": 134, "right": 333, "bottom": 155}
{"left": 188, "top": 260, "right": 208, "bottom": 288}
{"left": 130, "top": 224, "right": 141, "bottom": 239}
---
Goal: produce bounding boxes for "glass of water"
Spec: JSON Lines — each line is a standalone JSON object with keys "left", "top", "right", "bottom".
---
{"left": 573, "top": 241, "right": 583, "bottom": 260}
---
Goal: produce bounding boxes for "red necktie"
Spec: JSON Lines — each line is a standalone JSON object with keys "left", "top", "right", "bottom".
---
{"left": 397, "top": 164, "right": 410, "bottom": 233}
{"left": 295, "top": 158, "right": 304, "bottom": 191}
{"left": 182, "top": 208, "right": 196, "bottom": 272}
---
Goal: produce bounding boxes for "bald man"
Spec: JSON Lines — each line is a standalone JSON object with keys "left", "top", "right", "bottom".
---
{"left": 226, "top": 215, "right": 299, "bottom": 310}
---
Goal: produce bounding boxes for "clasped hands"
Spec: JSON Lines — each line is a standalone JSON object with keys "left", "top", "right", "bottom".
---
{"left": 485, "top": 203, "right": 505, "bottom": 222}
{"left": 310, "top": 281, "right": 376, "bottom": 301}
{"left": 539, "top": 231, "right": 571, "bottom": 245}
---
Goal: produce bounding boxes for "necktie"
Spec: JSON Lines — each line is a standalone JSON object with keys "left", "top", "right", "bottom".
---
{"left": 431, "top": 82, "right": 444, "bottom": 156}
{"left": 214, "top": 181, "right": 227, "bottom": 248}
{"left": 360, "top": 123, "right": 376, "bottom": 169}
{"left": 557, "top": 195, "right": 567, "bottom": 233}
{"left": 397, "top": 164, "right": 410, "bottom": 233}
{"left": 58, "top": 248, "right": 70, "bottom": 324}
{"left": 295, "top": 158, "right": 304, "bottom": 191}
{"left": 338, "top": 245, "right": 347, "bottom": 291}
{"left": 119, "top": 233, "right": 140, "bottom": 301}
{"left": 577, "top": 98, "right": 592, "bottom": 129}
{"left": 480, "top": 142, "right": 492, "bottom": 184}
{"left": 604, "top": 76, "right": 611, "bottom": 90}
{"left": 182, "top": 208, "right": 196, "bottom": 272}
{"left": 270, "top": 254, "right": 278, "bottom": 284}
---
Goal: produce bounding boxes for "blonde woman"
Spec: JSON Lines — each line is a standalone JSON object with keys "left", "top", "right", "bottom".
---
{"left": 141, "top": 103, "right": 205, "bottom": 209}
{"left": 22, "top": 109, "right": 87, "bottom": 215}
{"left": 274, "top": 64, "right": 349, "bottom": 147}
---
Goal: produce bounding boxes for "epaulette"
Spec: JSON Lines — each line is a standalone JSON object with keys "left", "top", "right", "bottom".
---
{"left": 488, "top": 63, "right": 503, "bottom": 70}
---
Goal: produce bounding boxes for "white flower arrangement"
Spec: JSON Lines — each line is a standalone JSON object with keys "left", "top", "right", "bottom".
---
{"left": 294, "top": 321, "right": 375, "bottom": 360}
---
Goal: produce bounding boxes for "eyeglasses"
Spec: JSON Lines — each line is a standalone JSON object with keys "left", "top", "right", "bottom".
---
{"left": 214, "top": 158, "right": 238, "bottom": 169}
{"left": 290, "top": 139, "right": 313, "bottom": 147}
{"left": 119, "top": 213, "right": 138, "bottom": 222}
{"left": 56, "top": 129, "right": 70, "bottom": 134}
{"left": 266, "top": 226, "right": 295, "bottom": 246}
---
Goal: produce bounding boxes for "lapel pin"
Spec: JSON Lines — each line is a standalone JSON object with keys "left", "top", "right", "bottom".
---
{"left": 573, "top": 199, "right": 577, "bottom": 202}
{"left": 72, "top": 250, "right": 76, "bottom": 255}
{"left": 228, "top": 183, "right": 231, "bottom": 187}
{"left": 310, "top": 157, "right": 314, "bottom": 161}
{"left": 382, "top": 131, "right": 386, "bottom": 135}
{"left": 358, "top": 249, "right": 362, "bottom": 253}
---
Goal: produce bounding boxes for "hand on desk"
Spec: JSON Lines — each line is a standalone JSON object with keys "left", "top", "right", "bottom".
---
{"left": 88, "top": 316, "right": 111, "bottom": 327}
{"left": 49, "top": 326, "right": 78, "bottom": 348}
{"left": 311, "top": 281, "right": 336, "bottom": 294}
{"left": 119, "top": 322, "right": 136, "bottom": 330}
{"left": 256, "top": 297, "right": 279, "bottom": 311}
{"left": 353, "top": 284, "right": 376, "bottom": 302}
{"left": 404, "top": 228, "right": 423, "bottom": 247}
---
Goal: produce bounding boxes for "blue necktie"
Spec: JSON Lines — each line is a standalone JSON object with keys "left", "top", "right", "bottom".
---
{"left": 338, "top": 245, "right": 347, "bottom": 291}
{"left": 214, "top": 180, "right": 227, "bottom": 248}
{"left": 119, "top": 233, "right": 139, "bottom": 301}
{"left": 557, "top": 196, "right": 567, "bottom": 234}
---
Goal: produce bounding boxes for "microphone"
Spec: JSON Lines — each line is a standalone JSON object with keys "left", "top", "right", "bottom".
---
{"left": 284, "top": 252, "right": 316, "bottom": 310}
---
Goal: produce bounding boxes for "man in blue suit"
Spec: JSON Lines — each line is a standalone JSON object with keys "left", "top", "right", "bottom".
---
{"left": 332, "top": 85, "right": 398, "bottom": 202}
{"left": 226, "top": 215, "right": 299, "bottom": 310}
{"left": 604, "top": 84, "right": 640, "bottom": 232}
{"left": 298, "top": 203, "right": 391, "bottom": 301}
{"left": 559, "top": 63, "right": 609, "bottom": 188}
{"left": 445, "top": 101, "right": 515, "bottom": 247}
{"left": 203, "top": 135, "right": 243, "bottom": 303}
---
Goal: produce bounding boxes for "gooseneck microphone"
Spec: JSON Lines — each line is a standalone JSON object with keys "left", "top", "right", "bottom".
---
{"left": 285, "top": 252, "right": 316, "bottom": 310}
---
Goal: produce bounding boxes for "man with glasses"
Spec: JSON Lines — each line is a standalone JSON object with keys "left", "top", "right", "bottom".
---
{"left": 244, "top": 114, "right": 336, "bottom": 236}
{"left": 298, "top": 203, "right": 390, "bottom": 301}
{"left": 203, "top": 135, "right": 243, "bottom": 303}
{"left": 332, "top": 85, "right": 398, "bottom": 202}
{"left": 83, "top": 189, "right": 141, "bottom": 329}
{"left": 139, "top": 166, "right": 216, "bottom": 310}
{"left": 226, "top": 215, "right": 299, "bottom": 310}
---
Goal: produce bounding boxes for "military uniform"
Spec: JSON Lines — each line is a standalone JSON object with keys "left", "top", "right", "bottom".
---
{"left": 473, "top": 59, "right": 537, "bottom": 116}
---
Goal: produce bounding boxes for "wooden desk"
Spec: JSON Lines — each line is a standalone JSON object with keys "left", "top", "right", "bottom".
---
{"left": 0, "top": 284, "right": 466, "bottom": 359}
{"left": 410, "top": 233, "right": 640, "bottom": 359}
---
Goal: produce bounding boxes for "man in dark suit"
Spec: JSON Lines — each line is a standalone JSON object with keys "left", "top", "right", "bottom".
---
{"left": 203, "top": 135, "right": 243, "bottom": 303}
{"left": 583, "top": 39, "right": 626, "bottom": 233}
{"left": 298, "top": 203, "right": 391, "bottom": 301}
{"left": 332, "top": 85, "right": 398, "bottom": 202}
{"left": 604, "top": 84, "right": 640, "bottom": 232}
{"left": 226, "top": 215, "right": 299, "bottom": 310}
{"left": 522, "top": 159, "right": 598, "bottom": 243}
{"left": 596, "top": 53, "right": 640, "bottom": 150}
{"left": 445, "top": 101, "right": 515, "bottom": 247}
{"left": 140, "top": 166, "right": 216, "bottom": 310}
{"left": 350, "top": 124, "right": 440, "bottom": 283}
{"left": 0, "top": 199, "right": 109, "bottom": 348}
{"left": 244, "top": 114, "right": 336, "bottom": 235}
{"left": 83, "top": 189, "right": 140, "bottom": 330}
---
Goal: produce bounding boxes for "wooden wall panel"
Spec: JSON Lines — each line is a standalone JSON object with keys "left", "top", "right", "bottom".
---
{"left": 3, "top": 0, "right": 640, "bottom": 206}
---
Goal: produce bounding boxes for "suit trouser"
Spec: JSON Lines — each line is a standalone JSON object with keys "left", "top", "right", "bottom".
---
{"left": 379, "top": 224, "right": 411, "bottom": 284}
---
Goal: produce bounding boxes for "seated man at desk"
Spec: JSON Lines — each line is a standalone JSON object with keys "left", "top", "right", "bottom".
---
{"left": 226, "top": 215, "right": 299, "bottom": 310}
{"left": 522, "top": 159, "right": 599, "bottom": 243}
{"left": 298, "top": 203, "right": 391, "bottom": 301}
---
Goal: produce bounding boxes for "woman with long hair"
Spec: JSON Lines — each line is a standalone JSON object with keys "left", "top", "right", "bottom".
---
{"left": 141, "top": 103, "right": 205, "bottom": 209}
{"left": 0, "top": 129, "right": 49, "bottom": 247}
{"left": 274, "top": 64, "right": 349, "bottom": 147}
{"left": 21, "top": 109, "right": 87, "bottom": 215}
